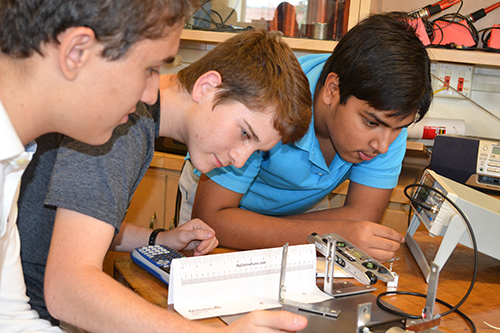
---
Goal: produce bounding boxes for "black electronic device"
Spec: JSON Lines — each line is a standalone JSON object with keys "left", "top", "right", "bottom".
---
{"left": 430, "top": 134, "right": 500, "bottom": 192}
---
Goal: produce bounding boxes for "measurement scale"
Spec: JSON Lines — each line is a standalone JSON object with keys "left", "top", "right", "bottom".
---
{"left": 178, "top": 246, "right": 314, "bottom": 285}
{"left": 169, "top": 244, "right": 332, "bottom": 320}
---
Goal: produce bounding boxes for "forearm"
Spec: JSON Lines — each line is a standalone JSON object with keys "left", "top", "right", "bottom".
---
{"left": 193, "top": 177, "right": 399, "bottom": 257}
{"left": 45, "top": 211, "right": 201, "bottom": 332}
{"left": 112, "top": 206, "right": 373, "bottom": 252}
{"left": 290, "top": 204, "right": 373, "bottom": 222}
{"left": 202, "top": 207, "right": 404, "bottom": 261}
{"left": 110, "top": 222, "right": 151, "bottom": 252}
{"left": 196, "top": 206, "right": 360, "bottom": 249}
{"left": 45, "top": 264, "right": 213, "bottom": 333}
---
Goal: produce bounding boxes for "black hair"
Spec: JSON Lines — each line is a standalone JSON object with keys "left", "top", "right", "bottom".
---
{"left": 0, "top": 0, "right": 196, "bottom": 60}
{"left": 317, "top": 12, "right": 433, "bottom": 122}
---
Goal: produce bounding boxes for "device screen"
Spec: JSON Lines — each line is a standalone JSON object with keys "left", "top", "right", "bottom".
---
{"left": 415, "top": 176, "right": 434, "bottom": 203}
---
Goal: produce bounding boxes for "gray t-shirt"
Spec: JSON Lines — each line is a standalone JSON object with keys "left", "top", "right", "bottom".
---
{"left": 17, "top": 100, "right": 160, "bottom": 324}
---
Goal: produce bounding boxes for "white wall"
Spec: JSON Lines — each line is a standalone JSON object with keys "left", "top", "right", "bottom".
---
{"left": 425, "top": 64, "right": 500, "bottom": 140}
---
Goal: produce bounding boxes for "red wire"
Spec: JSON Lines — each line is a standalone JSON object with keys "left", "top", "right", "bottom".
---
{"left": 485, "top": 1, "right": 500, "bottom": 14}
{"left": 432, "top": 0, "right": 461, "bottom": 11}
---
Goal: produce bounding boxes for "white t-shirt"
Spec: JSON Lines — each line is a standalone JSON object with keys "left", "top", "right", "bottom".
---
{"left": 0, "top": 100, "right": 61, "bottom": 332}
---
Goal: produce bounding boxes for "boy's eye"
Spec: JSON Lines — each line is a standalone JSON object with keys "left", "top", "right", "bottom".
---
{"left": 242, "top": 129, "right": 248, "bottom": 137}
{"left": 148, "top": 68, "right": 160, "bottom": 75}
{"left": 364, "top": 118, "right": 377, "bottom": 127}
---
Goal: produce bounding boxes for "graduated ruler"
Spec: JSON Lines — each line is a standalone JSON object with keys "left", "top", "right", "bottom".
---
{"left": 168, "top": 244, "right": 332, "bottom": 320}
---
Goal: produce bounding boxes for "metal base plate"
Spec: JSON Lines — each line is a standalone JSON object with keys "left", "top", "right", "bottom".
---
{"left": 220, "top": 293, "right": 405, "bottom": 332}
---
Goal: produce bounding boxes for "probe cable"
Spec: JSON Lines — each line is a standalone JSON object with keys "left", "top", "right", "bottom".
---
{"left": 406, "top": 165, "right": 430, "bottom": 228}
{"left": 189, "top": 0, "right": 238, "bottom": 31}
{"left": 376, "top": 183, "right": 478, "bottom": 332}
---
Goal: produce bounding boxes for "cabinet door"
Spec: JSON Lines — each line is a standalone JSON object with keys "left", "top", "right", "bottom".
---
{"left": 124, "top": 168, "right": 168, "bottom": 230}
{"left": 163, "top": 169, "right": 180, "bottom": 229}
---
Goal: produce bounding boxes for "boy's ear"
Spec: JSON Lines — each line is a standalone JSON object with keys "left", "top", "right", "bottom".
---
{"left": 321, "top": 72, "right": 340, "bottom": 106}
{"left": 58, "top": 27, "right": 96, "bottom": 81}
{"left": 191, "top": 71, "right": 223, "bottom": 103}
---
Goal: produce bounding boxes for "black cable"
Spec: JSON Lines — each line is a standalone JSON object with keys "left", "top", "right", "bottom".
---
{"left": 189, "top": 0, "right": 240, "bottom": 32}
{"left": 479, "top": 27, "right": 490, "bottom": 45}
{"left": 421, "top": 1, "right": 463, "bottom": 46}
{"left": 377, "top": 290, "right": 476, "bottom": 332}
{"left": 188, "top": 0, "right": 226, "bottom": 30}
{"left": 406, "top": 165, "right": 430, "bottom": 228}
{"left": 222, "top": 7, "right": 236, "bottom": 26}
{"left": 426, "top": 19, "right": 443, "bottom": 44}
{"left": 426, "top": 21, "right": 444, "bottom": 46}
{"left": 195, "top": 6, "right": 223, "bottom": 28}
{"left": 426, "top": 1, "right": 480, "bottom": 50}
{"left": 376, "top": 182, "right": 478, "bottom": 332}
{"left": 211, "top": 10, "right": 224, "bottom": 26}
{"left": 406, "top": 183, "right": 478, "bottom": 317}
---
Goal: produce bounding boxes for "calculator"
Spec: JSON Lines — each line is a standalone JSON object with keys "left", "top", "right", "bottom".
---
{"left": 130, "top": 244, "right": 186, "bottom": 285}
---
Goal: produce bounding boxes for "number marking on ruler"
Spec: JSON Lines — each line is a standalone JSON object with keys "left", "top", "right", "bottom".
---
{"left": 178, "top": 246, "right": 315, "bottom": 285}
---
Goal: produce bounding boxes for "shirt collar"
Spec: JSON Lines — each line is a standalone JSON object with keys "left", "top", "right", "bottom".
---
{"left": 295, "top": 55, "right": 326, "bottom": 154}
{"left": 0, "top": 99, "right": 25, "bottom": 160}
{"left": 293, "top": 54, "right": 355, "bottom": 173}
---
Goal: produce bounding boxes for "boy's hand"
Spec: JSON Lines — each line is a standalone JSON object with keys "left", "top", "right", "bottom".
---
{"left": 161, "top": 218, "right": 219, "bottom": 256}
{"left": 341, "top": 221, "right": 404, "bottom": 262}
{"left": 223, "top": 310, "right": 308, "bottom": 333}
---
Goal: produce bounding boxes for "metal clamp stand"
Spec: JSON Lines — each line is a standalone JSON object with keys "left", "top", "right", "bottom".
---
{"left": 279, "top": 243, "right": 340, "bottom": 318}
{"left": 403, "top": 262, "right": 442, "bottom": 332}
{"left": 423, "top": 262, "right": 440, "bottom": 321}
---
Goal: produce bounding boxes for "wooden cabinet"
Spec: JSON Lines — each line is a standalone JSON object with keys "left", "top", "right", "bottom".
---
{"left": 123, "top": 152, "right": 185, "bottom": 230}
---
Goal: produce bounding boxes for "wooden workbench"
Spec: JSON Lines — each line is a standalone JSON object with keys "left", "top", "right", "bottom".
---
{"left": 114, "top": 232, "right": 500, "bottom": 332}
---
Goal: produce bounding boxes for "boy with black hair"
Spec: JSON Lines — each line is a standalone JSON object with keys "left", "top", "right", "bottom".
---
{"left": 17, "top": 29, "right": 311, "bottom": 332}
{"left": 182, "top": 13, "right": 433, "bottom": 262}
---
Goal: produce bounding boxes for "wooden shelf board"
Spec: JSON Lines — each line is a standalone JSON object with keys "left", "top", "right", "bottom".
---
{"left": 181, "top": 29, "right": 500, "bottom": 67}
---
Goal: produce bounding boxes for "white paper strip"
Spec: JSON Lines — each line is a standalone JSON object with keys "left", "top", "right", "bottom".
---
{"left": 169, "top": 244, "right": 332, "bottom": 320}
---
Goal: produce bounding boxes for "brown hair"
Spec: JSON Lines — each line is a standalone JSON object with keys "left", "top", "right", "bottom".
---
{"left": 0, "top": 0, "right": 197, "bottom": 60}
{"left": 177, "top": 29, "right": 312, "bottom": 145}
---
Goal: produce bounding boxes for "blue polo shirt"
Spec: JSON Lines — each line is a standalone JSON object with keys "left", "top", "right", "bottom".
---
{"left": 202, "top": 54, "right": 407, "bottom": 216}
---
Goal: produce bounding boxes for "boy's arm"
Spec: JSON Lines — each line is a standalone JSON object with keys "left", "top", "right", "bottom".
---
{"left": 45, "top": 208, "right": 307, "bottom": 333}
{"left": 192, "top": 175, "right": 403, "bottom": 261}
{"left": 111, "top": 220, "right": 219, "bottom": 256}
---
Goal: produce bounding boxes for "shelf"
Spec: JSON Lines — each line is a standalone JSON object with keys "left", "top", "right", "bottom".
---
{"left": 181, "top": 29, "right": 500, "bottom": 67}
{"left": 426, "top": 48, "right": 500, "bottom": 67}
{"left": 181, "top": 29, "right": 336, "bottom": 53}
